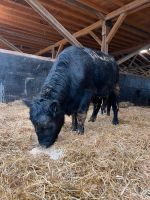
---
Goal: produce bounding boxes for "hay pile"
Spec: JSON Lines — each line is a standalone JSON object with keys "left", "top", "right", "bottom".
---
{"left": 0, "top": 101, "right": 150, "bottom": 200}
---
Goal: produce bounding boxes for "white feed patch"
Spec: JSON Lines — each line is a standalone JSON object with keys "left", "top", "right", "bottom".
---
{"left": 30, "top": 146, "right": 64, "bottom": 160}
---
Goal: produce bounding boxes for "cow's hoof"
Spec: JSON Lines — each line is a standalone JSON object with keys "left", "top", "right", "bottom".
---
{"left": 88, "top": 117, "right": 95, "bottom": 122}
{"left": 112, "top": 119, "right": 119, "bottom": 125}
{"left": 71, "top": 127, "right": 77, "bottom": 132}
{"left": 77, "top": 126, "right": 84, "bottom": 135}
{"left": 78, "top": 131, "right": 84, "bottom": 135}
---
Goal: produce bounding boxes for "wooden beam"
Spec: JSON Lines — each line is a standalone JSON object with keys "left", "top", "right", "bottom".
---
{"left": 105, "top": 0, "right": 150, "bottom": 20}
{"left": 129, "top": 55, "right": 137, "bottom": 67}
{"left": 106, "top": 13, "right": 126, "bottom": 44}
{"left": 51, "top": 47, "right": 55, "bottom": 60}
{"left": 36, "top": 0, "right": 150, "bottom": 55}
{"left": 89, "top": 31, "right": 102, "bottom": 46}
{"left": 101, "top": 21, "right": 108, "bottom": 54}
{"left": 139, "top": 54, "right": 150, "bottom": 62}
{"left": 0, "top": 35, "right": 22, "bottom": 52}
{"left": 117, "top": 44, "right": 150, "bottom": 64}
{"left": 25, "top": 0, "right": 83, "bottom": 47}
{"left": 55, "top": 43, "right": 64, "bottom": 58}
{"left": 36, "top": 20, "right": 102, "bottom": 55}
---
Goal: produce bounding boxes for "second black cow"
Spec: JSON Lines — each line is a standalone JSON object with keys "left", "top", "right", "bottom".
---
{"left": 28, "top": 46, "right": 119, "bottom": 147}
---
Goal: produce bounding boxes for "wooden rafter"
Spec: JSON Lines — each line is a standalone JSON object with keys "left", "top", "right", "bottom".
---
{"left": 25, "top": 0, "right": 83, "bottom": 48}
{"left": 105, "top": 0, "right": 150, "bottom": 20}
{"left": 55, "top": 43, "right": 64, "bottom": 58}
{"left": 117, "top": 44, "right": 150, "bottom": 64}
{"left": 129, "top": 55, "right": 138, "bottom": 67}
{"left": 36, "top": 0, "right": 150, "bottom": 55}
{"left": 36, "top": 20, "right": 102, "bottom": 55}
{"left": 106, "top": 13, "right": 127, "bottom": 44}
{"left": 89, "top": 31, "right": 102, "bottom": 46}
{"left": 0, "top": 35, "right": 22, "bottom": 52}
{"left": 139, "top": 53, "right": 150, "bottom": 62}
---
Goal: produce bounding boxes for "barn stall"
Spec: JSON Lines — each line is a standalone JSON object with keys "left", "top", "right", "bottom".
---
{"left": 0, "top": 0, "right": 150, "bottom": 199}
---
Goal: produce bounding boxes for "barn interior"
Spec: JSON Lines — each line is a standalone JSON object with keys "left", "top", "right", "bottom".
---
{"left": 0, "top": 0, "right": 150, "bottom": 199}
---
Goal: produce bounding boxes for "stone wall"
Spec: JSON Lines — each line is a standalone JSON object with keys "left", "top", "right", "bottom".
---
{"left": 0, "top": 49, "right": 53, "bottom": 102}
{"left": 0, "top": 49, "right": 149, "bottom": 106}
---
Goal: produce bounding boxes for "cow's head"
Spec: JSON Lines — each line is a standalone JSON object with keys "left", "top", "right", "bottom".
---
{"left": 24, "top": 98, "right": 64, "bottom": 147}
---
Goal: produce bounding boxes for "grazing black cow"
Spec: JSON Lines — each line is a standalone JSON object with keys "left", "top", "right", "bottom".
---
{"left": 27, "top": 46, "right": 119, "bottom": 147}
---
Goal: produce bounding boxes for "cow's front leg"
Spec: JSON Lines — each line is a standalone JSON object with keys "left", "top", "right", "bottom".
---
{"left": 77, "top": 90, "right": 92, "bottom": 134}
{"left": 71, "top": 113, "right": 78, "bottom": 131}
{"left": 77, "top": 112, "right": 87, "bottom": 134}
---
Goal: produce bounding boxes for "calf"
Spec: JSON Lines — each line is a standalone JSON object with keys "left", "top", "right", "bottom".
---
{"left": 27, "top": 46, "right": 119, "bottom": 147}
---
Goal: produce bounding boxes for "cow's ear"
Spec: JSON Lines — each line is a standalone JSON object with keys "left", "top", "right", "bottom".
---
{"left": 51, "top": 100, "right": 59, "bottom": 116}
{"left": 22, "top": 98, "right": 32, "bottom": 108}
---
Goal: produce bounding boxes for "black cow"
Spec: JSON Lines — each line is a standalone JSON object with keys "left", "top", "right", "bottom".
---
{"left": 27, "top": 46, "right": 119, "bottom": 147}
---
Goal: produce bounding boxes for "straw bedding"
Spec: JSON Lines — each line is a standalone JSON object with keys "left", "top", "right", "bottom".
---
{"left": 0, "top": 101, "right": 150, "bottom": 200}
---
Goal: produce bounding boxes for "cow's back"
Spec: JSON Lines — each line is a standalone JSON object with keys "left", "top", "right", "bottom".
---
{"left": 60, "top": 46, "right": 119, "bottom": 96}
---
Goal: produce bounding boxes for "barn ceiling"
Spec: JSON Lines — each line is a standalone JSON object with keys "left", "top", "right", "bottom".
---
{"left": 0, "top": 0, "right": 150, "bottom": 77}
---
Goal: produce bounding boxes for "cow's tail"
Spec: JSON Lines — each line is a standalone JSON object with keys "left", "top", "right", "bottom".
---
{"left": 114, "top": 83, "right": 120, "bottom": 96}
{"left": 113, "top": 63, "right": 120, "bottom": 110}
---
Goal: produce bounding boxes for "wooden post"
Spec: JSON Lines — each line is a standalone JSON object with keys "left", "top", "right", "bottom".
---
{"left": 55, "top": 43, "right": 64, "bottom": 58}
{"left": 101, "top": 21, "right": 109, "bottom": 54}
{"left": 51, "top": 47, "right": 55, "bottom": 60}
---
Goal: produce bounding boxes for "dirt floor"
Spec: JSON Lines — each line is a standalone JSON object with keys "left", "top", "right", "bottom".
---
{"left": 0, "top": 101, "right": 150, "bottom": 200}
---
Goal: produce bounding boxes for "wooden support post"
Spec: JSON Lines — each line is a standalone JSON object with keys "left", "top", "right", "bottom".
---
{"left": 0, "top": 35, "right": 22, "bottom": 52}
{"left": 106, "top": 13, "right": 126, "bottom": 44}
{"left": 25, "top": 0, "right": 83, "bottom": 47}
{"left": 101, "top": 21, "right": 109, "bottom": 54}
{"left": 89, "top": 31, "right": 102, "bottom": 46}
{"left": 51, "top": 47, "right": 55, "bottom": 60}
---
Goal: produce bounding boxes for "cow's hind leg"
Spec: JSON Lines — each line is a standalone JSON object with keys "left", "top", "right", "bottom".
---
{"left": 71, "top": 113, "right": 78, "bottom": 131}
{"left": 111, "top": 93, "right": 119, "bottom": 125}
{"left": 77, "top": 90, "right": 93, "bottom": 134}
{"left": 89, "top": 97, "right": 102, "bottom": 122}
{"left": 101, "top": 97, "right": 107, "bottom": 114}
{"left": 106, "top": 98, "right": 111, "bottom": 116}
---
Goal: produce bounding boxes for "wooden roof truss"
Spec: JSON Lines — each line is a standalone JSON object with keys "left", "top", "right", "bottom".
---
{"left": 0, "top": 0, "right": 150, "bottom": 77}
